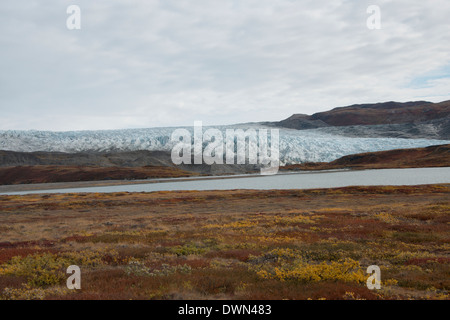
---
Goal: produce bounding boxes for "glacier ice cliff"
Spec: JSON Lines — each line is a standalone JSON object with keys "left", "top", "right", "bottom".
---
{"left": 0, "top": 124, "right": 449, "bottom": 166}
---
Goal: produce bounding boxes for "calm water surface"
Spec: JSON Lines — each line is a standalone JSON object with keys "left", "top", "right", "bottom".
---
{"left": 1, "top": 167, "right": 449, "bottom": 195}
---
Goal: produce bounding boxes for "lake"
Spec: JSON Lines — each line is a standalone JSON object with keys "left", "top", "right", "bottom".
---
{"left": 1, "top": 167, "right": 449, "bottom": 195}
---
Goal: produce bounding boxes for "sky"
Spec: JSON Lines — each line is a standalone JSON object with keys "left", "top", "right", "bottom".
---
{"left": 1, "top": 0, "right": 450, "bottom": 131}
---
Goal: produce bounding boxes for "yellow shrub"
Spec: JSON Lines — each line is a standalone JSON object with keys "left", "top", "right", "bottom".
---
{"left": 375, "top": 212, "right": 399, "bottom": 224}
{"left": 1, "top": 284, "right": 69, "bottom": 300}
{"left": 274, "top": 215, "right": 320, "bottom": 225}
{"left": 0, "top": 253, "right": 70, "bottom": 287}
{"left": 255, "top": 258, "right": 366, "bottom": 284}
{"left": 60, "top": 249, "right": 117, "bottom": 267}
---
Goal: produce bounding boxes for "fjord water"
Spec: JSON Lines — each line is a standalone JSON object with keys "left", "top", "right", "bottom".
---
{"left": 3, "top": 167, "right": 449, "bottom": 195}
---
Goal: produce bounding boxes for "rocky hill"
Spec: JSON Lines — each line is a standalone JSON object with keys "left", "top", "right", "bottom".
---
{"left": 281, "top": 144, "right": 450, "bottom": 171}
{"left": 272, "top": 100, "right": 450, "bottom": 139}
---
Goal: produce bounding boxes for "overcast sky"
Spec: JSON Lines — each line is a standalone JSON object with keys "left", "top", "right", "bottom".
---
{"left": 1, "top": 0, "right": 449, "bottom": 131}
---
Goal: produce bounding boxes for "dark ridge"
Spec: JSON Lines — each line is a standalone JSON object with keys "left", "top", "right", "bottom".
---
{"left": 273, "top": 99, "right": 450, "bottom": 131}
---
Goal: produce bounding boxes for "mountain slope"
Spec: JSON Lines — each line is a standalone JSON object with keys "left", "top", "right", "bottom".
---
{"left": 273, "top": 100, "right": 450, "bottom": 139}
{"left": 281, "top": 144, "right": 450, "bottom": 171}
{"left": 0, "top": 165, "right": 198, "bottom": 185}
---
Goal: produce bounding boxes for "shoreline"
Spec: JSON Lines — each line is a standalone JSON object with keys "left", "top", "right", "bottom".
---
{"left": 1, "top": 144, "right": 448, "bottom": 193}
{"left": 0, "top": 168, "right": 354, "bottom": 193}
{"left": 0, "top": 166, "right": 448, "bottom": 195}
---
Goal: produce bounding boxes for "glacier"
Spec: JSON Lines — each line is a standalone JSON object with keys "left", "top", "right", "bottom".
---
{"left": 0, "top": 124, "right": 449, "bottom": 165}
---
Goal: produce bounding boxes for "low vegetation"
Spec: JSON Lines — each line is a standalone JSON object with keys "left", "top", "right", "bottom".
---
{"left": 0, "top": 185, "right": 448, "bottom": 300}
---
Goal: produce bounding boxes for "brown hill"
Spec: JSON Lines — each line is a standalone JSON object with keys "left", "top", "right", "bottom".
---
{"left": 0, "top": 149, "right": 260, "bottom": 178}
{"left": 277, "top": 100, "right": 450, "bottom": 129}
{"left": 281, "top": 144, "right": 450, "bottom": 171}
{"left": 0, "top": 165, "right": 197, "bottom": 185}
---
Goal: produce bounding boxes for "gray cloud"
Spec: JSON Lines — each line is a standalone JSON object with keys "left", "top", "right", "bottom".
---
{"left": 1, "top": 0, "right": 449, "bottom": 130}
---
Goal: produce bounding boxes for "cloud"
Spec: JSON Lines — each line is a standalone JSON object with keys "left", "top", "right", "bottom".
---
{"left": 0, "top": 0, "right": 449, "bottom": 130}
